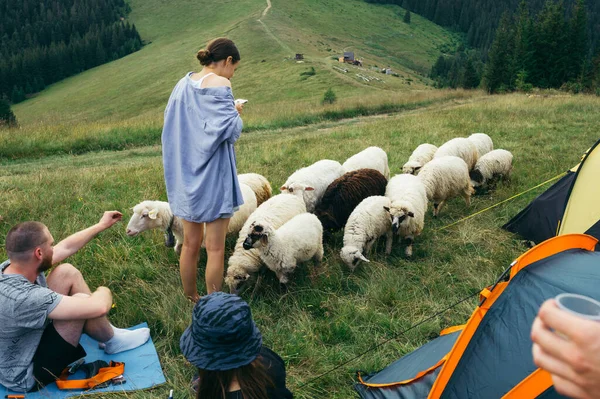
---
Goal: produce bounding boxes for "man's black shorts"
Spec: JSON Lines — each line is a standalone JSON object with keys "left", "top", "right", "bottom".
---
{"left": 32, "top": 322, "right": 87, "bottom": 389}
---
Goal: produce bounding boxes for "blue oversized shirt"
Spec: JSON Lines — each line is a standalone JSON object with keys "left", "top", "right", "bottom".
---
{"left": 162, "top": 73, "right": 244, "bottom": 223}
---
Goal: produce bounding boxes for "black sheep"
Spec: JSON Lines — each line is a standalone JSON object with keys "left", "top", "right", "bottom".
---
{"left": 314, "top": 168, "right": 388, "bottom": 232}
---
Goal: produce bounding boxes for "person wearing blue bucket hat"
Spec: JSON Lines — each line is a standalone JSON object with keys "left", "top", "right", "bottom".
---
{"left": 181, "top": 292, "right": 293, "bottom": 398}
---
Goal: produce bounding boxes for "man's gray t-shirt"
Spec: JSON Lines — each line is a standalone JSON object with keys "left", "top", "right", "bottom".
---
{"left": 0, "top": 260, "right": 62, "bottom": 391}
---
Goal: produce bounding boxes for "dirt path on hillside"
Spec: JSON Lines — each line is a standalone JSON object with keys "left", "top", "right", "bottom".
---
{"left": 261, "top": 0, "right": 271, "bottom": 18}
{"left": 257, "top": 0, "right": 293, "bottom": 54}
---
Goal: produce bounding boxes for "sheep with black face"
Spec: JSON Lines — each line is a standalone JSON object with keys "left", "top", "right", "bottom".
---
{"left": 242, "top": 213, "right": 324, "bottom": 291}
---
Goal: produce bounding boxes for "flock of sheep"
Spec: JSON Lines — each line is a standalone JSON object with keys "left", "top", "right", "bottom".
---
{"left": 125, "top": 134, "right": 513, "bottom": 293}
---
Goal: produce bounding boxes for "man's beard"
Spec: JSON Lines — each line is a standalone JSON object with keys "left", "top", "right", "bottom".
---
{"left": 37, "top": 253, "right": 53, "bottom": 274}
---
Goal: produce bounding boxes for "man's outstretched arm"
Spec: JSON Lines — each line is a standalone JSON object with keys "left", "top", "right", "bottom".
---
{"left": 52, "top": 211, "right": 122, "bottom": 265}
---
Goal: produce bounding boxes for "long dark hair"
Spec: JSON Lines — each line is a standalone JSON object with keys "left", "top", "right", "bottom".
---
{"left": 196, "top": 37, "right": 240, "bottom": 66}
{"left": 196, "top": 356, "right": 273, "bottom": 399}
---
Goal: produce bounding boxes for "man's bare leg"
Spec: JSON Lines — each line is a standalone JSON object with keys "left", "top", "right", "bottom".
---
{"left": 46, "top": 264, "right": 150, "bottom": 353}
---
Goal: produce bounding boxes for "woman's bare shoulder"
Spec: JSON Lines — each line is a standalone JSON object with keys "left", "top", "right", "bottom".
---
{"left": 203, "top": 74, "right": 232, "bottom": 88}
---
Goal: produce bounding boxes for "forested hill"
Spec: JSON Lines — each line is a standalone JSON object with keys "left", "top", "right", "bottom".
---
{"left": 365, "top": 0, "right": 599, "bottom": 52}
{"left": 0, "top": 0, "right": 142, "bottom": 104}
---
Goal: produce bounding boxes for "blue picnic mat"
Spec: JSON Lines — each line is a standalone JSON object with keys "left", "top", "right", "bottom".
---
{"left": 1, "top": 323, "right": 166, "bottom": 398}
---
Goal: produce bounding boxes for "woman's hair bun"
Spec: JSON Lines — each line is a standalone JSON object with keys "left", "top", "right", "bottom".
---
{"left": 196, "top": 49, "right": 212, "bottom": 66}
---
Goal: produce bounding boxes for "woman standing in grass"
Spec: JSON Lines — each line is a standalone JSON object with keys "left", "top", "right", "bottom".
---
{"left": 162, "top": 38, "right": 244, "bottom": 301}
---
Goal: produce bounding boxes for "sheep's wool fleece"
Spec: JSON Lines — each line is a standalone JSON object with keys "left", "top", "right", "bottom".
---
{"left": 162, "top": 72, "right": 244, "bottom": 223}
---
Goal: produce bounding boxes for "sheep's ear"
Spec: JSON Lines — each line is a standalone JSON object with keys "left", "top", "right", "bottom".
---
{"left": 407, "top": 211, "right": 415, "bottom": 218}
{"left": 383, "top": 206, "right": 390, "bottom": 213}
{"left": 148, "top": 209, "right": 158, "bottom": 220}
{"left": 305, "top": 187, "right": 315, "bottom": 191}
{"left": 280, "top": 185, "right": 287, "bottom": 192}
{"left": 260, "top": 234, "right": 269, "bottom": 246}
{"left": 358, "top": 253, "right": 370, "bottom": 263}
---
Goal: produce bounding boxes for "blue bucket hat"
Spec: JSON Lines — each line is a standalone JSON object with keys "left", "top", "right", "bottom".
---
{"left": 180, "top": 292, "right": 262, "bottom": 371}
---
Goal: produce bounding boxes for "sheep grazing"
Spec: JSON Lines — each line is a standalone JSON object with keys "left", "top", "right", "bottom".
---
{"left": 402, "top": 143, "right": 438, "bottom": 175}
{"left": 340, "top": 196, "right": 393, "bottom": 270}
{"left": 470, "top": 149, "right": 513, "bottom": 191}
{"left": 314, "top": 169, "right": 388, "bottom": 233}
{"left": 418, "top": 156, "right": 475, "bottom": 217}
{"left": 467, "top": 133, "right": 494, "bottom": 158}
{"left": 434, "top": 137, "right": 479, "bottom": 170}
{"left": 242, "top": 213, "right": 323, "bottom": 291}
{"left": 342, "top": 146, "right": 390, "bottom": 179}
{"left": 384, "top": 174, "right": 428, "bottom": 257}
{"left": 126, "top": 200, "right": 184, "bottom": 254}
{"left": 225, "top": 193, "right": 306, "bottom": 294}
{"left": 280, "top": 159, "right": 345, "bottom": 212}
{"left": 238, "top": 173, "right": 272, "bottom": 206}
{"left": 127, "top": 184, "right": 256, "bottom": 254}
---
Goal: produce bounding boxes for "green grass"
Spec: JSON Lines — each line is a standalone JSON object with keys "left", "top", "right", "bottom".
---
{"left": 2, "top": 93, "right": 599, "bottom": 398}
{"left": 10, "top": 0, "right": 457, "bottom": 126}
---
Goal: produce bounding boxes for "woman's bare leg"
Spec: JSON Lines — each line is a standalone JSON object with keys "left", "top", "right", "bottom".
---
{"left": 204, "top": 218, "right": 230, "bottom": 294}
{"left": 180, "top": 220, "right": 205, "bottom": 302}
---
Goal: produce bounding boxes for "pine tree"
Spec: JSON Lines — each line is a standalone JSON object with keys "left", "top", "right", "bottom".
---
{"left": 404, "top": 9, "right": 411, "bottom": 24}
{"left": 0, "top": 97, "right": 18, "bottom": 127}
{"left": 535, "top": 0, "right": 569, "bottom": 88}
{"left": 513, "top": 1, "right": 536, "bottom": 86}
{"left": 568, "top": 0, "right": 588, "bottom": 82}
{"left": 483, "top": 12, "right": 516, "bottom": 93}
{"left": 462, "top": 59, "right": 480, "bottom": 89}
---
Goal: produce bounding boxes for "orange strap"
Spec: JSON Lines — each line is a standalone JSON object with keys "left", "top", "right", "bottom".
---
{"left": 501, "top": 368, "right": 554, "bottom": 398}
{"left": 357, "top": 325, "right": 464, "bottom": 388}
{"left": 55, "top": 361, "right": 125, "bottom": 390}
{"left": 357, "top": 354, "right": 449, "bottom": 388}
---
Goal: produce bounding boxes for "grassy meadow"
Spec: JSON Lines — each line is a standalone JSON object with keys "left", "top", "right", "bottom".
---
{"left": 2, "top": 0, "right": 599, "bottom": 396}
{"left": 2, "top": 93, "right": 600, "bottom": 398}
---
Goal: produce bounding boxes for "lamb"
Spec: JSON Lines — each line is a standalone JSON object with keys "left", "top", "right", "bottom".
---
{"left": 470, "top": 149, "right": 513, "bottom": 191}
{"left": 126, "top": 183, "right": 257, "bottom": 254}
{"left": 238, "top": 173, "right": 272, "bottom": 206}
{"left": 342, "top": 146, "right": 390, "bottom": 179}
{"left": 340, "top": 196, "right": 393, "bottom": 270}
{"left": 402, "top": 143, "right": 438, "bottom": 175}
{"left": 225, "top": 193, "right": 306, "bottom": 293}
{"left": 384, "top": 174, "right": 428, "bottom": 257}
{"left": 242, "top": 213, "right": 323, "bottom": 291}
{"left": 314, "top": 169, "right": 388, "bottom": 233}
{"left": 467, "top": 133, "right": 494, "bottom": 158}
{"left": 417, "top": 156, "right": 475, "bottom": 217}
{"left": 280, "top": 159, "right": 345, "bottom": 212}
{"left": 126, "top": 200, "right": 184, "bottom": 254}
{"left": 434, "top": 137, "right": 479, "bottom": 170}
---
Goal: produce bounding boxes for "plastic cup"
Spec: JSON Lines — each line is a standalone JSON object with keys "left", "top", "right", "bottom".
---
{"left": 555, "top": 293, "right": 600, "bottom": 322}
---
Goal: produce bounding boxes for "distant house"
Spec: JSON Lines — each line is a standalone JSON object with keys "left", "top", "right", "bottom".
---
{"left": 344, "top": 52, "right": 355, "bottom": 62}
{"left": 295, "top": 53, "right": 304, "bottom": 60}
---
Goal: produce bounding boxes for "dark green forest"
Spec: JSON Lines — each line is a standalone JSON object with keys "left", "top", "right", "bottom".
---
{"left": 365, "top": 0, "right": 599, "bottom": 52}
{"left": 0, "top": 0, "right": 142, "bottom": 104}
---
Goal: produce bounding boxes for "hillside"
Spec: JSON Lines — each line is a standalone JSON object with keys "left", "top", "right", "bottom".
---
{"left": 12, "top": 0, "right": 457, "bottom": 126}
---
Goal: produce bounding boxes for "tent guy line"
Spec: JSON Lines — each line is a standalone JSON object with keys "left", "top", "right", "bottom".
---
{"left": 437, "top": 172, "right": 566, "bottom": 232}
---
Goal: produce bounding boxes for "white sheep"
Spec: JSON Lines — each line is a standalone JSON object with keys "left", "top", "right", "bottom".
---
{"left": 402, "top": 143, "right": 438, "bottom": 175}
{"left": 417, "top": 156, "right": 474, "bottom": 217}
{"left": 280, "top": 159, "right": 345, "bottom": 212}
{"left": 470, "top": 149, "right": 513, "bottom": 190}
{"left": 340, "top": 196, "right": 393, "bottom": 270}
{"left": 126, "top": 183, "right": 257, "bottom": 254}
{"left": 242, "top": 213, "right": 323, "bottom": 290}
{"left": 384, "top": 174, "right": 428, "bottom": 257}
{"left": 467, "top": 133, "right": 494, "bottom": 158}
{"left": 434, "top": 137, "right": 479, "bottom": 170}
{"left": 342, "top": 146, "right": 390, "bottom": 179}
{"left": 238, "top": 173, "right": 272, "bottom": 206}
{"left": 126, "top": 200, "right": 184, "bottom": 254}
{"left": 225, "top": 193, "right": 306, "bottom": 293}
